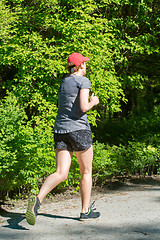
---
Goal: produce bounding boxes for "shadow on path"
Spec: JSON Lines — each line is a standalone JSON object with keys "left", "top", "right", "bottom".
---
{"left": 39, "top": 213, "right": 80, "bottom": 221}
{"left": 0, "top": 207, "right": 27, "bottom": 230}
{"left": 0, "top": 207, "right": 79, "bottom": 230}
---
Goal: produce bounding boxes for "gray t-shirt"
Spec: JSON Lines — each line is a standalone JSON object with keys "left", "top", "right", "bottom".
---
{"left": 54, "top": 74, "right": 91, "bottom": 133}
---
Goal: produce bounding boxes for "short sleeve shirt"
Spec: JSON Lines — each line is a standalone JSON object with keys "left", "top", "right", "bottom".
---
{"left": 54, "top": 74, "right": 91, "bottom": 133}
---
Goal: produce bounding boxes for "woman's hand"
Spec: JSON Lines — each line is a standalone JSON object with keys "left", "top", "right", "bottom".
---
{"left": 90, "top": 93, "right": 99, "bottom": 106}
{"left": 80, "top": 89, "right": 99, "bottom": 113}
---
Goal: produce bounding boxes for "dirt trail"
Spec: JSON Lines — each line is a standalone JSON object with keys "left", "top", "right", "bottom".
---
{"left": 0, "top": 178, "right": 160, "bottom": 240}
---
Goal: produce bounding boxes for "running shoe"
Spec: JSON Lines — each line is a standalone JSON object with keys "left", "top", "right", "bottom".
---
{"left": 26, "top": 195, "right": 40, "bottom": 225}
{"left": 80, "top": 201, "right": 100, "bottom": 221}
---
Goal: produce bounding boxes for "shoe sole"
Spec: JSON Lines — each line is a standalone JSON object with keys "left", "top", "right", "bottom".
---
{"left": 79, "top": 217, "right": 100, "bottom": 221}
{"left": 26, "top": 195, "right": 37, "bottom": 225}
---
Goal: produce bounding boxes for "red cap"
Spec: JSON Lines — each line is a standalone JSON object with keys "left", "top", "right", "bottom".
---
{"left": 67, "top": 52, "right": 90, "bottom": 66}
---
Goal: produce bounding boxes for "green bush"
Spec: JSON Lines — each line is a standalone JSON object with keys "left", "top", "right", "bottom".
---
{"left": 92, "top": 140, "right": 160, "bottom": 186}
{"left": 128, "top": 142, "right": 160, "bottom": 176}
{"left": 92, "top": 142, "right": 119, "bottom": 186}
{"left": 93, "top": 108, "right": 160, "bottom": 179}
{"left": 0, "top": 93, "right": 56, "bottom": 198}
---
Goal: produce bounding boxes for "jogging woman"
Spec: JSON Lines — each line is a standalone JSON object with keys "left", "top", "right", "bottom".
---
{"left": 26, "top": 52, "right": 100, "bottom": 225}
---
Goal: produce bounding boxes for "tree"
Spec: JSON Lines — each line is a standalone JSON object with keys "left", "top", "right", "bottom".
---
{"left": 0, "top": 0, "right": 126, "bottom": 127}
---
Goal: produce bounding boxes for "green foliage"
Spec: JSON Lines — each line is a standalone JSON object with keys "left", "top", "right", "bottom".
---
{"left": 92, "top": 108, "right": 160, "bottom": 186}
{"left": 1, "top": 0, "right": 159, "bottom": 119}
{"left": 0, "top": 93, "right": 56, "bottom": 197}
{"left": 92, "top": 142, "right": 119, "bottom": 186}
{"left": 0, "top": 0, "right": 128, "bottom": 123}
{"left": 0, "top": 0, "right": 159, "bottom": 198}
{"left": 95, "top": 108, "right": 160, "bottom": 145}
{"left": 0, "top": 94, "right": 159, "bottom": 196}
{"left": 92, "top": 139, "right": 160, "bottom": 187}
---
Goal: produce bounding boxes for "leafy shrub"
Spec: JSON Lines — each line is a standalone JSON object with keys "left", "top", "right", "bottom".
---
{"left": 128, "top": 142, "right": 160, "bottom": 176}
{"left": 0, "top": 93, "right": 56, "bottom": 198}
{"left": 92, "top": 142, "right": 119, "bottom": 186}
{"left": 92, "top": 140, "right": 160, "bottom": 186}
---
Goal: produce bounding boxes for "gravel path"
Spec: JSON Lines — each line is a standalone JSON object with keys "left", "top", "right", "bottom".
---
{"left": 0, "top": 179, "right": 160, "bottom": 240}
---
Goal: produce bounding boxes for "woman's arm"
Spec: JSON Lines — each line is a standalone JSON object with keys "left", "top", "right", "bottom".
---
{"left": 79, "top": 88, "right": 99, "bottom": 113}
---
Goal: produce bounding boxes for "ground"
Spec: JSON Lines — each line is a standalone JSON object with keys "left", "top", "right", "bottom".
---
{"left": 0, "top": 176, "right": 160, "bottom": 240}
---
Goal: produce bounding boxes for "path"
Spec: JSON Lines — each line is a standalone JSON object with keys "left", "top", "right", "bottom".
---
{"left": 0, "top": 179, "right": 160, "bottom": 240}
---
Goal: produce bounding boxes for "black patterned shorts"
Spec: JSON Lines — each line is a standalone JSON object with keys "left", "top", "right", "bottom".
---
{"left": 54, "top": 130, "right": 92, "bottom": 152}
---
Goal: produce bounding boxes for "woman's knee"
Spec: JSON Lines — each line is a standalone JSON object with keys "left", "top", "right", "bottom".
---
{"left": 56, "top": 170, "right": 69, "bottom": 181}
{"left": 81, "top": 168, "right": 92, "bottom": 176}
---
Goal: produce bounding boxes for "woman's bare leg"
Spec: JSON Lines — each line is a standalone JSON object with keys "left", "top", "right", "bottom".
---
{"left": 37, "top": 149, "right": 72, "bottom": 203}
{"left": 75, "top": 146, "right": 93, "bottom": 213}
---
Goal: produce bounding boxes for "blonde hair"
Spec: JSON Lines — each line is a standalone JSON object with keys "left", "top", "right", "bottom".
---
{"left": 67, "top": 62, "right": 81, "bottom": 74}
